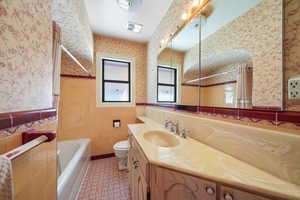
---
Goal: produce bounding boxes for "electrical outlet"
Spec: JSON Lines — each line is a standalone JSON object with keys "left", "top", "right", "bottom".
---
{"left": 288, "top": 75, "right": 300, "bottom": 100}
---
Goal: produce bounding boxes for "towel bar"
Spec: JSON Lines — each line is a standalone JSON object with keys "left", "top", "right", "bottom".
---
{"left": 3, "top": 135, "right": 48, "bottom": 160}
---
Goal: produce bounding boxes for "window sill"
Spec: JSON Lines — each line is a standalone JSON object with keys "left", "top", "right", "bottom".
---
{"left": 96, "top": 102, "right": 136, "bottom": 107}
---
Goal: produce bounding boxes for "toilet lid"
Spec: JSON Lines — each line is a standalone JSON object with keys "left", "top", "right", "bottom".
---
{"left": 114, "top": 140, "right": 129, "bottom": 150}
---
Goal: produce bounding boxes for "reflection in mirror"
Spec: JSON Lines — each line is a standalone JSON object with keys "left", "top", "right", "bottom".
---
{"left": 157, "top": 16, "right": 201, "bottom": 106}
{"left": 198, "top": 50, "right": 253, "bottom": 109}
{"left": 185, "top": 0, "right": 283, "bottom": 110}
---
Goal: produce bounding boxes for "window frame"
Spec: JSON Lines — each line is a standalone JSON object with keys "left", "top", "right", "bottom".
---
{"left": 101, "top": 58, "right": 131, "bottom": 103}
{"left": 157, "top": 66, "right": 177, "bottom": 103}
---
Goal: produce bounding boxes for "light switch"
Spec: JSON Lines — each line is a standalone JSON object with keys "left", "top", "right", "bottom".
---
{"left": 113, "top": 120, "right": 121, "bottom": 128}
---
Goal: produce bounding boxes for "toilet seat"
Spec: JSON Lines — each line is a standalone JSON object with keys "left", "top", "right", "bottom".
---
{"left": 113, "top": 140, "right": 129, "bottom": 151}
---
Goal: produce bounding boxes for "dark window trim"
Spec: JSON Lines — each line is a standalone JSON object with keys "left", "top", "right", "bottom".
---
{"left": 102, "top": 58, "right": 131, "bottom": 103}
{"left": 157, "top": 66, "right": 177, "bottom": 103}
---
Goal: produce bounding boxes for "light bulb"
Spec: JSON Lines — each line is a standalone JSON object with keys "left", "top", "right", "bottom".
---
{"left": 181, "top": 12, "right": 190, "bottom": 20}
{"left": 192, "top": 0, "right": 199, "bottom": 7}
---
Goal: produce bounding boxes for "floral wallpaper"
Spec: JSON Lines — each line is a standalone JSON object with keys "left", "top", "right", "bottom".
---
{"left": 0, "top": 0, "right": 53, "bottom": 113}
{"left": 158, "top": 48, "right": 184, "bottom": 69}
{"left": 284, "top": 0, "right": 300, "bottom": 111}
{"left": 61, "top": 34, "right": 148, "bottom": 103}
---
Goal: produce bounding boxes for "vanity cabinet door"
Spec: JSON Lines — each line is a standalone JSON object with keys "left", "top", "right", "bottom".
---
{"left": 135, "top": 171, "right": 148, "bottom": 200}
{"left": 130, "top": 135, "right": 149, "bottom": 182}
{"left": 220, "top": 186, "right": 277, "bottom": 200}
{"left": 130, "top": 157, "right": 148, "bottom": 200}
{"left": 128, "top": 145, "right": 135, "bottom": 194}
{"left": 151, "top": 166, "right": 217, "bottom": 200}
{"left": 128, "top": 137, "right": 148, "bottom": 200}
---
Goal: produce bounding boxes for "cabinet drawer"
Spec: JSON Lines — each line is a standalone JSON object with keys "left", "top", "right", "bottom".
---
{"left": 220, "top": 186, "right": 278, "bottom": 200}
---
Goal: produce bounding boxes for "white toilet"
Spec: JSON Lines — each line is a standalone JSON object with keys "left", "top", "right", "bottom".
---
{"left": 113, "top": 140, "right": 130, "bottom": 170}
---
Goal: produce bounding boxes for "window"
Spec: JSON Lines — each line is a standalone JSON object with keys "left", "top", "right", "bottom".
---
{"left": 102, "top": 59, "right": 131, "bottom": 102}
{"left": 157, "top": 66, "right": 177, "bottom": 103}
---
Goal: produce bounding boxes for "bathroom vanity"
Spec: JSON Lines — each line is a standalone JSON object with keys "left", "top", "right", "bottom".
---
{"left": 128, "top": 117, "right": 300, "bottom": 200}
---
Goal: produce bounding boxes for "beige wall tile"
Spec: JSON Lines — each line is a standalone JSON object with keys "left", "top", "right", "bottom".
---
{"left": 58, "top": 77, "right": 138, "bottom": 155}
{"left": 0, "top": 119, "right": 58, "bottom": 200}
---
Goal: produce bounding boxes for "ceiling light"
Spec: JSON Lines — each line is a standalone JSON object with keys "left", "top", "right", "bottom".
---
{"left": 118, "top": 0, "right": 130, "bottom": 10}
{"left": 127, "top": 22, "right": 143, "bottom": 33}
{"left": 181, "top": 12, "right": 190, "bottom": 20}
{"left": 192, "top": 0, "right": 199, "bottom": 7}
{"left": 117, "top": 0, "right": 142, "bottom": 12}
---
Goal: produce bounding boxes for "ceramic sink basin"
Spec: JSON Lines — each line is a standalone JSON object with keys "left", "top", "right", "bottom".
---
{"left": 143, "top": 131, "right": 180, "bottom": 147}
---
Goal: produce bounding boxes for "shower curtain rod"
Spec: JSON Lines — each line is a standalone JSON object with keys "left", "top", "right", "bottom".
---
{"left": 60, "top": 45, "right": 92, "bottom": 77}
{"left": 185, "top": 69, "right": 236, "bottom": 84}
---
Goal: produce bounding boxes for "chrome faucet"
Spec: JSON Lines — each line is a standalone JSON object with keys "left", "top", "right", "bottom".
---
{"left": 171, "top": 121, "right": 180, "bottom": 136}
{"left": 164, "top": 120, "right": 173, "bottom": 129}
{"left": 179, "top": 129, "right": 190, "bottom": 139}
{"left": 164, "top": 120, "right": 183, "bottom": 137}
{"left": 180, "top": 129, "right": 187, "bottom": 139}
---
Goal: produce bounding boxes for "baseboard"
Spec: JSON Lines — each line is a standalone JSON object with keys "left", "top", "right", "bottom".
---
{"left": 91, "top": 153, "right": 115, "bottom": 160}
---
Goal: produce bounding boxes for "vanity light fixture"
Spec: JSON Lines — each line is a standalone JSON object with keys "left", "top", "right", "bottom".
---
{"left": 192, "top": 0, "right": 200, "bottom": 7}
{"left": 117, "top": 0, "right": 142, "bottom": 12}
{"left": 160, "top": 38, "right": 169, "bottom": 48}
{"left": 181, "top": 12, "right": 190, "bottom": 20}
{"left": 118, "top": 0, "right": 130, "bottom": 10}
{"left": 127, "top": 21, "right": 143, "bottom": 33}
{"left": 160, "top": 36, "right": 170, "bottom": 45}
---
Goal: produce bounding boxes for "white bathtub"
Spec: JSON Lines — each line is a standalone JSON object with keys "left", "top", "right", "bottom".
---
{"left": 57, "top": 139, "right": 91, "bottom": 200}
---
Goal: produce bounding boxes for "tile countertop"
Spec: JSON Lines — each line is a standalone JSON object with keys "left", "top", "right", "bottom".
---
{"left": 128, "top": 116, "right": 300, "bottom": 200}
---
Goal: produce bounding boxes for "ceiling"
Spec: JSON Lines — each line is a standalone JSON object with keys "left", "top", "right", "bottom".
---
{"left": 84, "top": 0, "right": 173, "bottom": 43}
{"left": 53, "top": 0, "right": 94, "bottom": 61}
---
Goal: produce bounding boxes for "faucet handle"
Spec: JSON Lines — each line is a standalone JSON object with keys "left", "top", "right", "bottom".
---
{"left": 179, "top": 128, "right": 186, "bottom": 138}
{"left": 164, "top": 119, "right": 170, "bottom": 128}
{"left": 180, "top": 128, "right": 190, "bottom": 139}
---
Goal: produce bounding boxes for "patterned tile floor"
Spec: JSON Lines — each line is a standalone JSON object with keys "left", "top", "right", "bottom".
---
{"left": 76, "top": 157, "right": 131, "bottom": 200}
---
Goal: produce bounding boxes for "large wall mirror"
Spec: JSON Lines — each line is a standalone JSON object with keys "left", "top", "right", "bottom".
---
{"left": 157, "top": 0, "right": 283, "bottom": 112}
{"left": 199, "top": 0, "right": 283, "bottom": 110}
{"left": 157, "top": 13, "right": 201, "bottom": 109}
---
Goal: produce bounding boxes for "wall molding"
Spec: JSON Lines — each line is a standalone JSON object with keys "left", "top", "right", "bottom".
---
{"left": 136, "top": 103, "right": 300, "bottom": 128}
{"left": 0, "top": 108, "right": 57, "bottom": 131}
{"left": 91, "top": 153, "right": 115, "bottom": 160}
{"left": 252, "top": 106, "right": 282, "bottom": 111}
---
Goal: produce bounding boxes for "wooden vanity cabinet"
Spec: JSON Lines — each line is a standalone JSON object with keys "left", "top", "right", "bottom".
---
{"left": 150, "top": 166, "right": 217, "bottom": 200}
{"left": 220, "top": 186, "right": 276, "bottom": 200}
{"left": 128, "top": 135, "right": 283, "bottom": 200}
{"left": 128, "top": 135, "right": 149, "bottom": 200}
